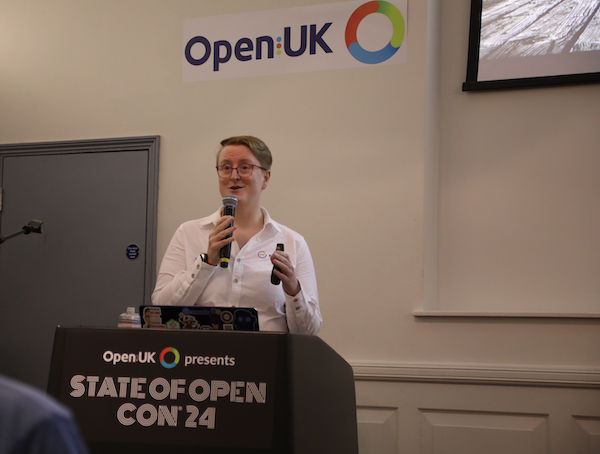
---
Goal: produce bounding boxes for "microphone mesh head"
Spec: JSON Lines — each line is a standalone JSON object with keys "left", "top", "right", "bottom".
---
{"left": 222, "top": 194, "right": 238, "bottom": 207}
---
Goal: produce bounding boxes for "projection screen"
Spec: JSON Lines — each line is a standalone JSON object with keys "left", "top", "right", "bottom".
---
{"left": 463, "top": 0, "right": 600, "bottom": 91}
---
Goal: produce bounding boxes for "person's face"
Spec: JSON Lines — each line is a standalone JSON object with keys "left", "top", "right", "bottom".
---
{"left": 217, "top": 144, "right": 270, "bottom": 206}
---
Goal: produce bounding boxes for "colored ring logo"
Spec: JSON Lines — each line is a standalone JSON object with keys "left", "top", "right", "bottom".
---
{"left": 345, "top": 1, "right": 405, "bottom": 64}
{"left": 159, "top": 347, "right": 180, "bottom": 369}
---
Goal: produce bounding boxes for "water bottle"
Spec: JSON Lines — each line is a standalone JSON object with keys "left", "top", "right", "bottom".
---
{"left": 118, "top": 307, "right": 141, "bottom": 328}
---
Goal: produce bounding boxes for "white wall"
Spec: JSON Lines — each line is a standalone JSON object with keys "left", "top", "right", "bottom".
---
{"left": 436, "top": 1, "right": 600, "bottom": 317}
{"left": 1, "top": 0, "right": 599, "bottom": 452}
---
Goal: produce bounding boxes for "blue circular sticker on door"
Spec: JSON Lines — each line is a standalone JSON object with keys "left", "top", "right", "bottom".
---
{"left": 126, "top": 244, "right": 140, "bottom": 260}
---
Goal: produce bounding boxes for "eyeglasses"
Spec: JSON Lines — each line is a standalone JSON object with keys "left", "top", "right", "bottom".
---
{"left": 216, "top": 164, "right": 266, "bottom": 178}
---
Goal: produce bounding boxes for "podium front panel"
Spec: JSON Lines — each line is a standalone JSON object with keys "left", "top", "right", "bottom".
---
{"left": 48, "top": 327, "right": 290, "bottom": 453}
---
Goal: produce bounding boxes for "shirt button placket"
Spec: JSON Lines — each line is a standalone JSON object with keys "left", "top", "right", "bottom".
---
{"left": 230, "top": 256, "right": 243, "bottom": 305}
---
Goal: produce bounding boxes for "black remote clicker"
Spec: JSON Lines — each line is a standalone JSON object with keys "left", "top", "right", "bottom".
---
{"left": 271, "top": 243, "right": 284, "bottom": 285}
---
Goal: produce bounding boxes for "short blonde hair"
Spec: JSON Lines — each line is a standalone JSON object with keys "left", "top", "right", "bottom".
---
{"left": 217, "top": 136, "right": 273, "bottom": 170}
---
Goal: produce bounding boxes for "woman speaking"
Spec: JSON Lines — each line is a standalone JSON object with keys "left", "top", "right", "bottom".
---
{"left": 152, "top": 136, "right": 322, "bottom": 335}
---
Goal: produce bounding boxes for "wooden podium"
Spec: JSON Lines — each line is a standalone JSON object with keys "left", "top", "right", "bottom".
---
{"left": 48, "top": 327, "right": 358, "bottom": 454}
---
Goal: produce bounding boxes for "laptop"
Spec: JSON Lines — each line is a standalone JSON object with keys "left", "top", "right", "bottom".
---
{"left": 139, "top": 305, "right": 259, "bottom": 332}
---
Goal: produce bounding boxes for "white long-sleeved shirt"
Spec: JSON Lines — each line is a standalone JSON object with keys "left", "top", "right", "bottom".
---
{"left": 152, "top": 208, "right": 322, "bottom": 335}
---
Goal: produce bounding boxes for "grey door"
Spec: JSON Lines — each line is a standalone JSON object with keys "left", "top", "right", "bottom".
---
{"left": 0, "top": 137, "right": 159, "bottom": 390}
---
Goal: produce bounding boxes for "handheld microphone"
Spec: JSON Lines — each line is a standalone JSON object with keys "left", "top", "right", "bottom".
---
{"left": 271, "top": 243, "right": 284, "bottom": 285}
{"left": 220, "top": 194, "right": 238, "bottom": 268}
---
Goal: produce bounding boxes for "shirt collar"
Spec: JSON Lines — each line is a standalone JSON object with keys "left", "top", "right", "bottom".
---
{"left": 261, "top": 207, "right": 282, "bottom": 235}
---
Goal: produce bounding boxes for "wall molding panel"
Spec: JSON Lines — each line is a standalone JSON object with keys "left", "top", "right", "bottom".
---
{"left": 420, "top": 410, "right": 548, "bottom": 454}
{"left": 352, "top": 362, "right": 600, "bottom": 454}
{"left": 572, "top": 417, "right": 600, "bottom": 454}
{"left": 356, "top": 406, "right": 398, "bottom": 454}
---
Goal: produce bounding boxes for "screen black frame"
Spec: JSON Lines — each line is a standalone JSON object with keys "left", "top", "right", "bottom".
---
{"left": 462, "top": 0, "right": 600, "bottom": 92}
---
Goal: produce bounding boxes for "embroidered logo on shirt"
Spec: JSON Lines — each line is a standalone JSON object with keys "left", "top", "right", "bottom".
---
{"left": 258, "top": 251, "right": 267, "bottom": 259}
